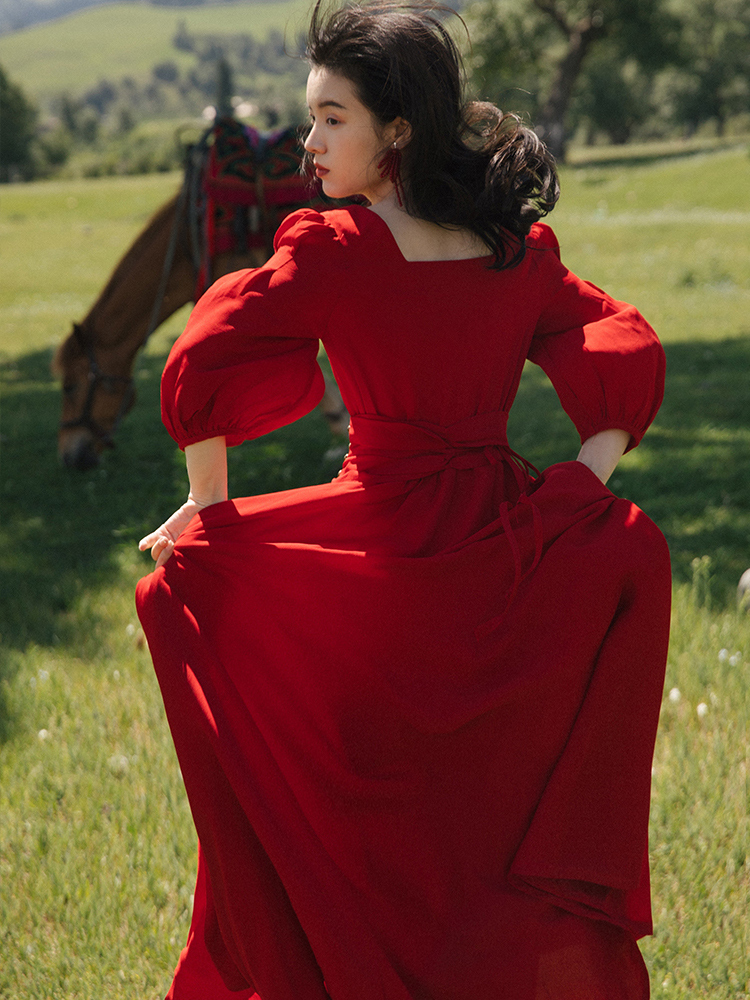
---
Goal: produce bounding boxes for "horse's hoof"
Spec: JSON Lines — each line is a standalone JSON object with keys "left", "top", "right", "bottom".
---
{"left": 738, "top": 568, "right": 750, "bottom": 612}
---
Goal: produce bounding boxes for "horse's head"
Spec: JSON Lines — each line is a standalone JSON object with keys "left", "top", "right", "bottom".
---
{"left": 53, "top": 322, "right": 136, "bottom": 470}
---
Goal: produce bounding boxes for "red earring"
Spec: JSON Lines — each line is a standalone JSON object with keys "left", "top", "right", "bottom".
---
{"left": 377, "top": 143, "right": 403, "bottom": 206}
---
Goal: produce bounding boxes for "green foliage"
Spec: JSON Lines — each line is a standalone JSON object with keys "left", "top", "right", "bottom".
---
{"left": 666, "top": 0, "right": 750, "bottom": 136}
{"left": 0, "top": 1, "right": 310, "bottom": 179}
{"left": 215, "top": 56, "right": 234, "bottom": 117}
{"left": 464, "top": 0, "right": 559, "bottom": 120}
{"left": 2, "top": 0, "right": 748, "bottom": 179}
{"left": 0, "top": 62, "right": 38, "bottom": 180}
{"left": 465, "top": 0, "right": 750, "bottom": 154}
{"left": 465, "top": 0, "right": 681, "bottom": 153}
{"left": 571, "top": 47, "right": 654, "bottom": 144}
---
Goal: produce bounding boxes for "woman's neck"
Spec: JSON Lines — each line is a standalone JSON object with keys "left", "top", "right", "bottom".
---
{"left": 368, "top": 197, "right": 490, "bottom": 262}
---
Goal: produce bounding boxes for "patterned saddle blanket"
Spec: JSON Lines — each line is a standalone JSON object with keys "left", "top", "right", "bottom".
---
{"left": 194, "top": 117, "right": 327, "bottom": 296}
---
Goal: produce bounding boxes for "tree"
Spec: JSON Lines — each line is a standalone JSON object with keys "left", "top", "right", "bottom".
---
{"left": 466, "top": 0, "right": 680, "bottom": 158}
{"left": 571, "top": 45, "right": 655, "bottom": 145}
{"left": 215, "top": 58, "right": 234, "bottom": 118}
{"left": 0, "top": 63, "right": 38, "bottom": 180}
{"left": 667, "top": 0, "right": 750, "bottom": 136}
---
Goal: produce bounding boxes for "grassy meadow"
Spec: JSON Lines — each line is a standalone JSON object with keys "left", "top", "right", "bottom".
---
{"left": 1, "top": 142, "right": 749, "bottom": 998}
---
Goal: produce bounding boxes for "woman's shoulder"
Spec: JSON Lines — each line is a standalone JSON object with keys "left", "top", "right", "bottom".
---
{"left": 273, "top": 204, "right": 373, "bottom": 257}
{"left": 526, "top": 221, "right": 561, "bottom": 256}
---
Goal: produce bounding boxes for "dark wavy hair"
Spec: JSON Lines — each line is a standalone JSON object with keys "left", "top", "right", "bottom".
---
{"left": 304, "top": 1, "right": 560, "bottom": 270}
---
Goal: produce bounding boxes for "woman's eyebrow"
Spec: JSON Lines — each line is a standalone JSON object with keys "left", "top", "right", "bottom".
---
{"left": 311, "top": 99, "right": 348, "bottom": 110}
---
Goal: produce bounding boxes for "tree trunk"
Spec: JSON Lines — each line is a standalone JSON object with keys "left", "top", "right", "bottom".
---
{"left": 533, "top": 13, "right": 605, "bottom": 160}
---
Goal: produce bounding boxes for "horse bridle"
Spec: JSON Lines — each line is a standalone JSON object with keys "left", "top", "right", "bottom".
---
{"left": 59, "top": 124, "right": 305, "bottom": 453}
{"left": 59, "top": 143, "right": 203, "bottom": 455}
{"left": 59, "top": 325, "right": 135, "bottom": 450}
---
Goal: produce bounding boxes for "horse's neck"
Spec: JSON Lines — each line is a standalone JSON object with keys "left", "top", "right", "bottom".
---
{"left": 86, "top": 194, "right": 193, "bottom": 355}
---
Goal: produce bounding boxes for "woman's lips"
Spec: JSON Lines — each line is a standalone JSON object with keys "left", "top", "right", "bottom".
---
{"left": 315, "top": 166, "right": 329, "bottom": 177}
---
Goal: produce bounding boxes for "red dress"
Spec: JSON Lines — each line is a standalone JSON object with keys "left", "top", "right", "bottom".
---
{"left": 136, "top": 206, "right": 671, "bottom": 1000}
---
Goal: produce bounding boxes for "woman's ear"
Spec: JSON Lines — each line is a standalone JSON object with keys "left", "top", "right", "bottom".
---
{"left": 391, "top": 117, "right": 412, "bottom": 149}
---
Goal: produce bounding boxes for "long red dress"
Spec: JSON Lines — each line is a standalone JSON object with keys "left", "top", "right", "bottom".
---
{"left": 136, "top": 205, "right": 671, "bottom": 1000}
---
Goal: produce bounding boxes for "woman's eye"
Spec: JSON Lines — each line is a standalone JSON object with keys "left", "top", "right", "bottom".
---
{"left": 326, "top": 117, "right": 340, "bottom": 126}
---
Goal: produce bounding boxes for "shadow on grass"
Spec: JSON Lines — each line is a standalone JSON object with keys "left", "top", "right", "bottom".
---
{"left": 0, "top": 346, "right": 343, "bottom": 737}
{"left": 509, "top": 335, "right": 750, "bottom": 602}
{"left": 2, "top": 335, "right": 750, "bottom": 733}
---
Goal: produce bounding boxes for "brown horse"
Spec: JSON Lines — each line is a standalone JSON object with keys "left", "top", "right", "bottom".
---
{"left": 54, "top": 123, "right": 348, "bottom": 471}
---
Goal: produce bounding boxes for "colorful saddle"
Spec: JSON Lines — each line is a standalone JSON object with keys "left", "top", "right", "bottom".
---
{"left": 194, "top": 117, "right": 326, "bottom": 296}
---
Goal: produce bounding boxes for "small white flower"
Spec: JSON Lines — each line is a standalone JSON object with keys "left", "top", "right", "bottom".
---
{"left": 718, "top": 648, "right": 729, "bottom": 662}
{"left": 709, "top": 692, "right": 719, "bottom": 707}
{"left": 112, "top": 669, "right": 121, "bottom": 681}
{"left": 108, "top": 754, "right": 129, "bottom": 776}
{"left": 37, "top": 729, "right": 49, "bottom": 741}
{"left": 38, "top": 669, "right": 49, "bottom": 682}
{"left": 729, "top": 652, "right": 741, "bottom": 666}
{"left": 696, "top": 702, "right": 709, "bottom": 719}
{"left": 668, "top": 687, "right": 681, "bottom": 703}
{"left": 126, "top": 623, "right": 136, "bottom": 637}
{"left": 29, "top": 676, "right": 36, "bottom": 689}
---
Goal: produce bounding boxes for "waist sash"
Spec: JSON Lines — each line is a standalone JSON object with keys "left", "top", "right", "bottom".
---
{"left": 348, "top": 412, "right": 537, "bottom": 489}
{"left": 346, "top": 411, "right": 542, "bottom": 637}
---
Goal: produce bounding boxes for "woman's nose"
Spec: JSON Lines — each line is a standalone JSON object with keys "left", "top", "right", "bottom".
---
{"left": 304, "top": 124, "right": 323, "bottom": 154}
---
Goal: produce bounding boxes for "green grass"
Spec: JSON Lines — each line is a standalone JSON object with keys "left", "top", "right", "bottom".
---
{"left": 508, "top": 145, "right": 750, "bottom": 599}
{"left": 1, "top": 142, "right": 749, "bottom": 997}
{"left": 0, "top": 0, "right": 311, "bottom": 104}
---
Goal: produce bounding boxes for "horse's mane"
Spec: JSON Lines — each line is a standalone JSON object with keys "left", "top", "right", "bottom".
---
{"left": 52, "top": 194, "right": 182, "bottom": 374}
{"left": 90, "top": 194, "right": 182, "bottom": 319}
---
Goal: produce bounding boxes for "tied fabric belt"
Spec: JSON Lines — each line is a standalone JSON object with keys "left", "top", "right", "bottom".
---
{"left": 348, "top": 411, "right": 537, "bottom": 487}
{"left": 347, "top": 412, "right": 543, "bottom": 637}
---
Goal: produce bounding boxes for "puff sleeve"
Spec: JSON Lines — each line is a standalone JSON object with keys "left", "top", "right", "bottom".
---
{"left": 160, "top": 209, "right": 343, "bottom": 448}
{"left": 527, "top": 224, "right": 665, "bottom": 451}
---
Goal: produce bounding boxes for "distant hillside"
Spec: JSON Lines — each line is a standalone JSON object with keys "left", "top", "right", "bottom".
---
{"left": 0, "top": 0, "right": 308, "bottom": 107}
{"left": 0, "top": 0, "right": 272, "bottom": 35}
{"left": 0, "top": 0, "right": 108, "bottom": 35}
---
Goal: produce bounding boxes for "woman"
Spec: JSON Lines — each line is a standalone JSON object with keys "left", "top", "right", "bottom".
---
{"left": 137, "top": 3, "right": 671, "bottom": 997}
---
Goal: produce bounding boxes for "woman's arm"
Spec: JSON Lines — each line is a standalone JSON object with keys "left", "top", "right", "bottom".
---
{"left": 139, "top": 437, "right": 228, "bottom": 568}
{"left": 576, "top": 428, "right": 630, "bottom": 485}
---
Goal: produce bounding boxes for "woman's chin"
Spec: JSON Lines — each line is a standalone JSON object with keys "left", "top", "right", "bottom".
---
{"left": 321, "top": 179, "right": 347, "bottom": 200}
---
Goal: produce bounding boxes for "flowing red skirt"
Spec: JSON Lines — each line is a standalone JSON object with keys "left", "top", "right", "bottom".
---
{"left": 136, "top": 459, "right": 670, "bottom": 1000}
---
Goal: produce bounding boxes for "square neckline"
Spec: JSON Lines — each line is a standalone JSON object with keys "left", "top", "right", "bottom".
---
{"left": 351, "top": 204, "right": 494, "bottom": 264}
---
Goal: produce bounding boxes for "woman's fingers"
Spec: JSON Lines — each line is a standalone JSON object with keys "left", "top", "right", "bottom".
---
{"left": 153, "top": 536, "right": 175, "bottom": 568}
{"left": 138, "top": 531, "right": 160, "bottom": 551}
{"left": 138, "top": 527, "right": 175, "bottom": 564}
{"left": 137, "top": 501, "right": 204, "bottom": 566}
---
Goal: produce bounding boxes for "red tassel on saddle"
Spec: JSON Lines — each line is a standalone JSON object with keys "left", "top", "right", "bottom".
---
{"left": 377, "top": 143, "right": 403, "bottom": 207}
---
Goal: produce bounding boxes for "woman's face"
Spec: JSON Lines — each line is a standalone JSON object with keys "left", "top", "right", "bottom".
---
{"left": 305, "top": 66, "right": 405, "bottom": 205}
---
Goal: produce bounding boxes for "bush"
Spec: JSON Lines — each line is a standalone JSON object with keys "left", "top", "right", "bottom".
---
{"left": 0, "top": 64, "right": 38, "bottom": 181}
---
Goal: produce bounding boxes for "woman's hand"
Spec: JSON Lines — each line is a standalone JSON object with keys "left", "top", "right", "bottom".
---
{"left": 576, "top": 428, "right": 630, "bottom": 485}
{"left": 139, "top": 437, "right": 228, "bottom": 568}
{"left": 139, "top": 495, "right": 208, "bottom": 568}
